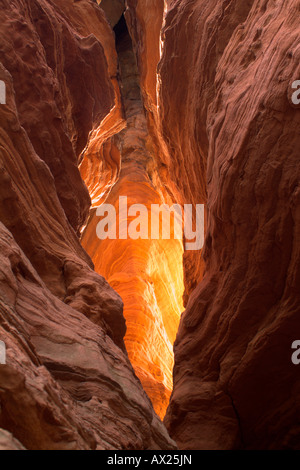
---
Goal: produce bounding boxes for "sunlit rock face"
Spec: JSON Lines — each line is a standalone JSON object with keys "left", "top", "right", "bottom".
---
{"left": 0, "top": 0, "right": 176, "bottom": 450}
{"left": 81, "top": 16, "right": 184, "bottom": 419}
{"left": 158, "top": 0, "right": 300, "bottom": 450}
{"left": 0, "top": 0, "right": 124, "bottom": 349}
{"left": 124, "top": 0, "right": 206, "bottom": 305}
{"left": 0, "top": 429, "right": 25, "bottom": 450}
{"left": 1, "top": 0, "right": 299, "bottom": 451}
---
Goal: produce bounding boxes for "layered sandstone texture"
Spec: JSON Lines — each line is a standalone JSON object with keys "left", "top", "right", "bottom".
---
{"left": 80, "top": 14, "right": 184, "bottom": 420}
{"left": 0, "top": 0, "right": 299, "bottom": 452}
{"left": 0, "top": 0, "right": 176, "bottom": 450}
{"left": 159, "top": 0, "right": 300, "bottom": 450}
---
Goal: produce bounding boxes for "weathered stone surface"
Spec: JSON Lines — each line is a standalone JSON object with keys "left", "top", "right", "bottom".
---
{"left": 160, "top": 0, "right": 300, "bottom": 450}
{"left": 0, "top": 0, "right": 126, "bottom": 348}
{"left": 0, "top": 222, "right": 175, "bottom": 450}
{"left": 98, "top": 0, "right": 125, "bottom": 27}
{"left": 1, "top": 0, "right": 299, "bottom": 452}
{"left": 124, "top": 0, "right": 204, "bottom": 305}
{"left": 0, "top": 428, "right": 25, "bottom": 450}
{"left": 81, "top": 20, "right": 184, "bottom": 419}
{"left": 0, "top": 0, "right": 176, "bottom": 450}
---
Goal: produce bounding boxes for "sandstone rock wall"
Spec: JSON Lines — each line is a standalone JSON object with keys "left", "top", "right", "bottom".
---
{"left": 159, "top": 0, "right": 300, "bottom": 450}
{"left": 0, "top": 0, "right": 299, "bottom": 451}
{"left": 0, "top": 0, "right": 176, "bottom": 450}
{"left": 81, "top": 15, "right": 184, "bottom": 419}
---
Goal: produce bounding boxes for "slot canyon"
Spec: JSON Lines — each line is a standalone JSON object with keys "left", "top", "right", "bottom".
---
{"left": 0, "top": 0, "right": 299, "bottom": 451}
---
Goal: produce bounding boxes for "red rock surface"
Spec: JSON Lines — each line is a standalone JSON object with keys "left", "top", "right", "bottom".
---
{"left": 0, "top": 0, "right": 299, "bottom": 451}
{"left": 124, "top": 0, "right": 206, "bottom": 304}
{"left": 0, "top": 222, "right": 175, "bottom": 449}
{"left": 81, "top": 17, "right": 184, "bottom": 419}
{"left": 99, "top": 0, "right": 125, "bottom": 27}
{"left": 0, "top": 0, "right": 125, "bottom": 349}
{"left": 0, "top": 428, "right": 25, "bottom": 450}
{"left": 0, "top": 0, "right": 176, "bottom": 450}
{"left": 159, "top": 0, "right": 300, "bottom": 450}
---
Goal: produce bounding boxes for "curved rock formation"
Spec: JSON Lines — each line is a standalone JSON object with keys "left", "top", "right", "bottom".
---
{"left": 0, "top": 0, "right": 299, "bottom": 452}
{"left": 0, "top": 429, "right": 25, "bottom": 451}
{"left": 0, "top": 221, "right": 174, "bottom": 450}
{"left": 0, "top": 0, "right": 125, "bottom": 349}
{"left": 160, "top": 0, "right": 300, "bottom": 450}
{"left": 81, "top": 15, "right": 184, "bottom": 419}
{"left": 0, "top": 0, "right": 176, "bottom": 450}
{"left": 99, "top": 0, "right": 125, "bottom": 27}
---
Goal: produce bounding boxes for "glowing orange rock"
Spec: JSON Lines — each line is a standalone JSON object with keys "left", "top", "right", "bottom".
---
{"left": 0, "top": 0, "right": 177, "bottom": 449}
{"left": 80, "top": 17, "right": 184, "bottom": 418}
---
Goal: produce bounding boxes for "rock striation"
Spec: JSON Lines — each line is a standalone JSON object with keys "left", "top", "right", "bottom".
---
{"left": 80, "top": 14, "right": 184, "bottom": 420}
{"left": 0, "top": 0, "right": 176, "bottom": 450}
{"left": 0, "top": 0, "right": 299, "bottom": 451}
{"left": 159, "top": 0, "right": 300, "bottom": 450}
{"left": 0, "top": 428, "right": 25, "bottom": 450}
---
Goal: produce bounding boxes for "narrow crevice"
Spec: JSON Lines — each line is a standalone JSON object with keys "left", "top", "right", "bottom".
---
{"left": 81, "top": 12, "right": 185, "bottom": 420}
{"left": 114, "top": 15, "right": 144, "bottom": 119}
{"left": 226, "top": 389, "right": 245, "bottom": 449}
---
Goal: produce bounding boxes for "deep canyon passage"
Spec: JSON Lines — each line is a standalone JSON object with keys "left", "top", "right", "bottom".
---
{"left": 80, "top": 13, "right": 185, "bottom": 420}
{"left": 0, "top": 0, "right": 300, "bottom": 451}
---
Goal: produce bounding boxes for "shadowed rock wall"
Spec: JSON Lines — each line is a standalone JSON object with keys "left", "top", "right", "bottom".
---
{"left": 0, "top": 0, "right": 176, "bottom": 450}
{"left": 0, "top": 0, "right": 299, "bottom": 451}
{"left": 158, "top": 0, "right": 300, "bottom": 450}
